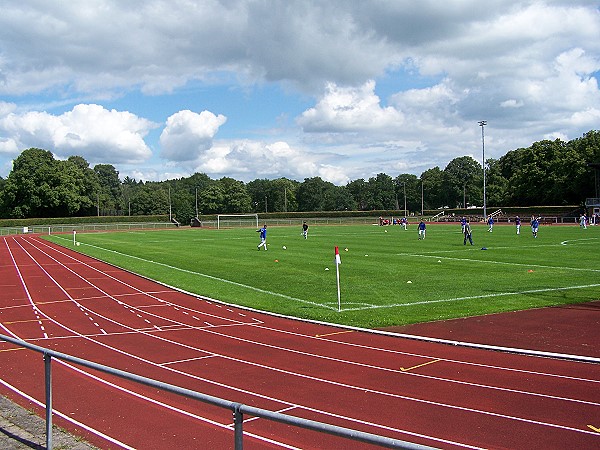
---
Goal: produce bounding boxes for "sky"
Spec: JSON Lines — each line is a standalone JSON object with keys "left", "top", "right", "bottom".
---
{"left": 0, "top": 1, "right": 599, "bottom": 185}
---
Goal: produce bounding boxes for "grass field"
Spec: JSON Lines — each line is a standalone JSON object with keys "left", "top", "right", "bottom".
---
{"left": 45, "top": 222, "right": 600, "bottom": 329}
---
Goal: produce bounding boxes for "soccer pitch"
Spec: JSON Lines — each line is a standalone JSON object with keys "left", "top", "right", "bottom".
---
{"left": 46, "top": 223, "right": 600, "bottom": 329}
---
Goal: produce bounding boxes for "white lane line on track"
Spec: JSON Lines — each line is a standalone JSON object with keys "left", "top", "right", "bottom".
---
{"left": 250, "top": 324, "right": 600, "bottom": 386}
{"left": 29, "top": 239, "right": 600, "bottom": 400}
{"left": 14, "top": 236, "right": 600, "bottom": 444}
{"left": 10, "top": 237, "right": 482, "bottom": 449}
{"left": 159, "top": 355, "right": 217, "bottom": 366}
{"left": 0, "top": 377, "right": 135, "bottom": 450}
{"left": 198, "top": 324, "right": 600, "bottom": 408}
{"left": 6, "top": 238, "right": 307, "bottom": 449}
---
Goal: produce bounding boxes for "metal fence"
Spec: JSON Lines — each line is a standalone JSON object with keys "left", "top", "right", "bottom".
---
{"left": 0, "top": 222, "right": 179, "bottom": 236}
{"left": 0, "top": 333, "right": 434, "bottom": 450}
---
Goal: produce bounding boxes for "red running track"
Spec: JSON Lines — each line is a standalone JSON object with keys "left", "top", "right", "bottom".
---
{"left": 0, "top": 234, "right": 599, "bottom": 449}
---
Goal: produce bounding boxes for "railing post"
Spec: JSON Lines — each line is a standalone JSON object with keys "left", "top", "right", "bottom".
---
{"left": 233, "top": 403, "right": 243, "bottom": 450}
{"left": 44, "top": 353, "right": 53, "bottom": 450}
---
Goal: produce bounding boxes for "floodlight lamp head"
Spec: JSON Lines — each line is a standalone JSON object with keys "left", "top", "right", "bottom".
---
{"left": 478, "top": 120, "right": 487, "bottom": 127}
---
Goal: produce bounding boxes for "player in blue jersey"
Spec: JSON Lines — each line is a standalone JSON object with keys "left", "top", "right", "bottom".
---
{"left": 530, "top": 216, "right": 539, "bottom": 238}
{"left": 515, "top": 216, "right": 521, "bottom": 235}
{"left": 487, "top": 216, "right": 494, "bottom": 232}
{"left": 418, "top": 220, "right": 426, "bottom": 240}
{"left": 257, "top": 224, "right": 268, "bottom": 250}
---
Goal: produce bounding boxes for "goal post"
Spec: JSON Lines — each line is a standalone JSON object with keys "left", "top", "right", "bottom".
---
{"left": 217, "top": 213, "right": 259, "bottom": 229}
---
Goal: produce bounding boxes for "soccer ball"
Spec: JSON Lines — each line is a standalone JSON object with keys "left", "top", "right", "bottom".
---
{"left": 282, "top": 246, "right": 287, "bottom": 249}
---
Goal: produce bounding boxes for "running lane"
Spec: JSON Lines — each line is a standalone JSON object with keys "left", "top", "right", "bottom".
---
{"left": 0, "top": 235, "right": 599, "bottom": 449}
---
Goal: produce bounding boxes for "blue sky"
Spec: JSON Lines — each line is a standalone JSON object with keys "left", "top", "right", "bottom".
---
{"left": 1, "top": 1, "right": 599, "bottom": 185}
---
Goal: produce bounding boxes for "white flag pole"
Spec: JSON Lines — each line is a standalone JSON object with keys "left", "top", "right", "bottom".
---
{"left": 335, "top": 246, "right": 341, "bottom": 312}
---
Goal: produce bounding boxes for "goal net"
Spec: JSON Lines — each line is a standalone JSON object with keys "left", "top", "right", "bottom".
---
{"left": 217, "top": 214, "right": 259, "bottom": 229}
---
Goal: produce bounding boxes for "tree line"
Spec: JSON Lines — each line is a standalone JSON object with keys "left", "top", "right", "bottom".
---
{"left": 0, "top": 130, "right": 598, "bottom": 225}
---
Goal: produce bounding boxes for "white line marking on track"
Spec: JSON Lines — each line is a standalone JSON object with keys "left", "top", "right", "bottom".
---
{"left": 12, "top": 235, "right": 600, "bottom": 447}
{"left": 159, "top": 355, "right": 217, "bottom": 366}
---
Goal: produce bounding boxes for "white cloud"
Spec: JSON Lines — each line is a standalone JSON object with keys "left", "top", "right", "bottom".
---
{"left": 159, "top": 110, "right": 227, "bottom": 162}
{"left": 0, "top": 1, "right": 599, "bottom": 183}
{"left": 0, "top": 104, "right": 155, "bottom": 163}
{"left": 186, "top": 139, "right": 352, "bottom": 184}
{"left": 297, "top": 81, "right": 404, "bottom": 132}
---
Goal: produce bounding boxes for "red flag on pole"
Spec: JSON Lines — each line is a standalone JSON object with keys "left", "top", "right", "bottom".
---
{"left": 335, "top": 246, "right": 341, "bottom": 265}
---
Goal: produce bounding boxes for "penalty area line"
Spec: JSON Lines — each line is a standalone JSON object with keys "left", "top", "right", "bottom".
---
{"left": 341, "top": 283, "right": 600, "bottom": 312}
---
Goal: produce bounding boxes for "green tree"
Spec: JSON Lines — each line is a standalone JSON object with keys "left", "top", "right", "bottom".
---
{"left": 94, "top": 164, "right": 122, "bottom": 213}
{"left": 322, "top": 185, "right": 356, "bottom": 211}
{"left": 346, "top": 178, "right": 371, "bottom": 210}
{"left": 246, "top": 179, "right": 273, "bottom": 212}
{"left": 394, "top": 174, "right": 421, "bottom": 215}
{"left": 197, "top": 183, "right": 224, "bottom": 214}
{"left": 420, "top": 167, "right": 444, "bottom": 210}
{"left": 502, "top": 139, "right": 569, "bottom": 206}
{"left": 130, "top": 183, "right": 169, "bottom": 215}
{"left": 366, "top": 173, "right": 395, "bottom": 210}
{"left": 270, "top": 178, "right": 299, "bottom": 212}
{"left": 484, "top": 159, "right": 508, "bottom": 207}
{"left": 443, "top": 156, "right": 482, "bottom": 208}
{"left": 297, "top": 177, "right": 332, "bottom": 211}
{"left": 2, "top": 148, "right": 97, "bottom": 218}
{"left": 217, "top": 177, "right": 252, "bottom": 213}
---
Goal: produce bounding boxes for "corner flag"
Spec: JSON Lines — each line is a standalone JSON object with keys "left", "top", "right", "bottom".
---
{"left": 335, "top": 246, "right": 341, "bottom": 311}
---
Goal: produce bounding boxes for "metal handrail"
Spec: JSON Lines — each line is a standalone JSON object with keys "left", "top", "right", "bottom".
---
{"left": 0, "top": 333, "right": 435, "bottom": 450}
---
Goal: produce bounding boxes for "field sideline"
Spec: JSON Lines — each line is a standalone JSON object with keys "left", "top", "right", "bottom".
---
{"left": 45, "top": 222, "right": 600, "bottom": 329}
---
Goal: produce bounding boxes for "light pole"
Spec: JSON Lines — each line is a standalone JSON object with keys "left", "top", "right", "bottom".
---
{"left": 403, "top": 181, "right": 407, "bottom": 218}
{"left": 421, "top": 179, "right": 424, "bottom": 215}
{"left": 478, "top": 120, "right": 487, "bottom": 220}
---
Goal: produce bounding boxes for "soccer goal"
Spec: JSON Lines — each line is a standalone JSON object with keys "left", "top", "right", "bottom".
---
{"left": 217, "top": 213, "right": 259, "bottom": 229}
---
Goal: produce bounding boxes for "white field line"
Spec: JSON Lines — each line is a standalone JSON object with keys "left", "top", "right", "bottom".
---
{"left": 395, "top": 252, "right": 600, "bottom": 273}
{"left": 342, "top": 282, "right": 600, "bottom": 312}
{"left": 51, "top": 235, "right": 337, "bottom": 311}
{"left": 347, "top": 247, "right": 600, "bottom": 311}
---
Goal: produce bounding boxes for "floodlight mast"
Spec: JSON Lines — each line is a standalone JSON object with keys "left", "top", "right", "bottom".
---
{"left": 478, "top": 120, "right": 487, "bottom": 220}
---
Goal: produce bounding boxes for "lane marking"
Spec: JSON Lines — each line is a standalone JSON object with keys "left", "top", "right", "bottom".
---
{"left": 0, "top": 347, "right": 25, "bottom": 353}
{"left": 4, "top": 318, "right": 49, "bottom": 325}
{"left": 400, "top": 359, "right": 441, "bottom": 372}
{"left": 316, "top": 330, "right": 354, "bottom": 337}
{"left": 588, "top": 425, "right": 600, "bottom": 433}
